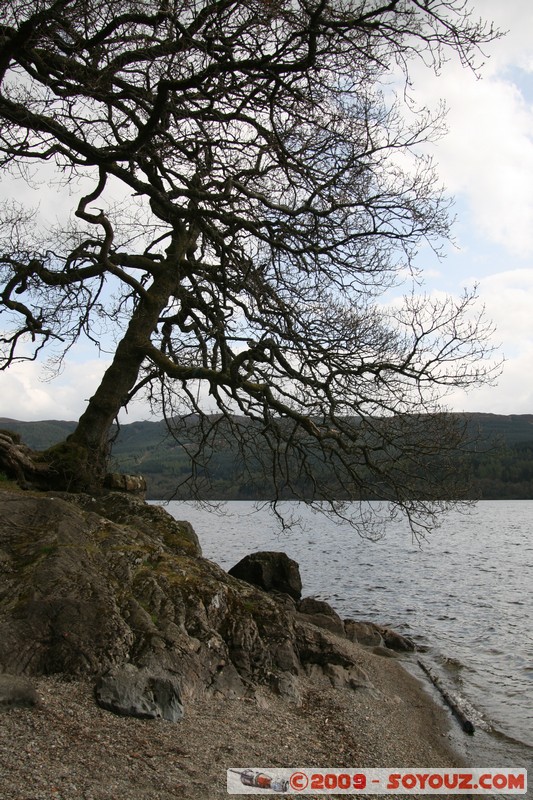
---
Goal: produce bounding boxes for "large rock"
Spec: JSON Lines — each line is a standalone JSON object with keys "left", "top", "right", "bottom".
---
{"left": 0, "top": 674, "right": 39, "bottom": 710}
{"left": 344, "top": 619, "right": 383, "bottom": 647}
{"left": 103, "top": 472, "right": 147, "bottom": 497}
{"left": 228, "top": 551, "right": 302, "bottom": 600}
{"left": 297, "top": 597, "right": 345, "bottom": 636}
{"left": 344, "top": 619, "right": 415, "bottom": 652}
{"left": 375, "top": 625, "right": 416, "bottom": 652}
{"left": 294, "top": 619, "right": 373, "bottom": 690}
{"left": 95, "top": 664, "right": 183, "bottom": 721}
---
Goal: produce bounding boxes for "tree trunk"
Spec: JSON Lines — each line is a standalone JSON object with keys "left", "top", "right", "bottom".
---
{"left": 44, "top": 263, "right": 181, "bottom": 492}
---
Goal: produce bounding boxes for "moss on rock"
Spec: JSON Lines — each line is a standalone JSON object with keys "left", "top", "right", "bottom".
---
{"left": 0, "top": 487, "right": 382, "bottom": 705}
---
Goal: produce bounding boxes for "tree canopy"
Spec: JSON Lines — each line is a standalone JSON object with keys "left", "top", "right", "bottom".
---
{"left": 0, "top": 0, "right": 500, "bottom": 534}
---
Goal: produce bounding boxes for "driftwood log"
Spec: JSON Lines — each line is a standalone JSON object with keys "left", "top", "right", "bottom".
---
{"left": 418, "top": 658, "right": 475, "bottom": 734}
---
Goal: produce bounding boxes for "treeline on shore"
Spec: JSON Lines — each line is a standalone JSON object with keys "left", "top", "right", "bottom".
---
{"left": 2, "top": 412, "right": 533, "bottom": 501}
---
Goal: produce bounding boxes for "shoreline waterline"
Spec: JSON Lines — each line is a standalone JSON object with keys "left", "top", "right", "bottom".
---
{"left": 161, "top": 499, "right": 533, "bottom": 771}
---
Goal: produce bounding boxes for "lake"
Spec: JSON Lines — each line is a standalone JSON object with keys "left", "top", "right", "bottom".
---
{"left": 163, "top": 499, "right": 533, "bottom": 772}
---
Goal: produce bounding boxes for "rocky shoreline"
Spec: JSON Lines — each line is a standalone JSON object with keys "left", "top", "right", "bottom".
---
{"left": 0, "top": 486, "right": 470, "bottom": 798}
{"left": 0, "top": 659, "right": 467, "bottom": 799}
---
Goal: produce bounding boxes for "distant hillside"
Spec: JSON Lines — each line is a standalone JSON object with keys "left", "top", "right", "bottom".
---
{"left": 2, "top": 413, "right": 533, "bottom": 500}
{"left": 463, "top": 412, "right": 533, "bottom": 445}
{"left": 0, "top": 419, "right": 77, "bottom": 451}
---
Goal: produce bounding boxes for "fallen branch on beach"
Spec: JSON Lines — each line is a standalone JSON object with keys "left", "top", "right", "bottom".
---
{"left": 417, "top": 659, "right": 475, "bottom": 735}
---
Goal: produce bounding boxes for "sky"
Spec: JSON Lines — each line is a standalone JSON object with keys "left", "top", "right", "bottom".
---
{"left": 1, "top": 1, "right": 533, "bottom": 422}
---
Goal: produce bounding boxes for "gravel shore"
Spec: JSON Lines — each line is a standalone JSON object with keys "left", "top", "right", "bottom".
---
{"left": 0, "top": 647, "right": 469, "bottom": 800}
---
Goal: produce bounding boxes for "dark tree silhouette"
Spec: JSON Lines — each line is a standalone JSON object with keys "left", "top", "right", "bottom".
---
{"left": 0, "top": 0, "right": 499, "bottom": 533}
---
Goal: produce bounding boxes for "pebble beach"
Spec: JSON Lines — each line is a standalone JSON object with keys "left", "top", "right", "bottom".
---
{"left": 0, "top": 647, "right": 470, "bottom": 800}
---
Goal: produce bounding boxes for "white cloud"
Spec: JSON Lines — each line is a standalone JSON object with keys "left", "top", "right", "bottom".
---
{"left": 471, "top": 0, "right": 533, "bottom": 73}
{"left": 0, "top": 358, "right": 111, "bottom": 422}
{"left": 408, "top": 4, "right": 533, "bottom": 258}
{"left": 449, "top": 346, "right": 533, "bottom": 414}
{"left": 476, "top": 268, "right": 533, "bottom": 345}
{"left": 402, "top": 2, "right": 533, "bottom": 413}
{"left": 447, "top": 267, "right": 533, "bottom": 412}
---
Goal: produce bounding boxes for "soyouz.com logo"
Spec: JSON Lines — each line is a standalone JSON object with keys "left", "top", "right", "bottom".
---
{"left": 227, "top": 768, "right": 527, "bottom": 794}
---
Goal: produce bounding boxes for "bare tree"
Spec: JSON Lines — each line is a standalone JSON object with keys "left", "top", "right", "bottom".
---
{"left": 0, "top": 0, "right": 499, "bottom": 532}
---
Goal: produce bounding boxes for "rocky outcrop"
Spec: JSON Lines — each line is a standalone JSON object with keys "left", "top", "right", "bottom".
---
{"left": 0, "top": 488, "right": 413, "bottom": 721}
{"left": 228, "top": 551, "right": 302, "bottom": 600}
{"left": 0, "top": 489, "right": 265, "bottom": 697}
{"left": 294, "top": 600, "right": 415, "bottom": 653}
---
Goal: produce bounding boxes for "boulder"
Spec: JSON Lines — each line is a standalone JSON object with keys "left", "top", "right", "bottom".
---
{"left": 0, "top": 674, "right": 39, "bottom": 710}
{"left": 344, "top": 619, "right": 415, "bottom": 652}
{"left": 95, "top": 664, "right": 183, "bottom": 721}
{"left": 304, "top": 662, "right": 372, "bottom": 690}
{"left": 297, "top": 597, "right": 345, "bottom": 636}
{"left": 344, "top": 620, "right": 383, "bottom": 647}
{"left": 344, "top": 619, "right": 417, "bottom": 652}
{"left": 270, "top": 672, "right": 303, "bottom": 705}
{"left": 375, "top": 625, "right": 416, "bottom": 652}
{"left": 228, "top": 551, "right": 302, "bottom": 600}
{"left": 294, "top": 619, "right": 373, "bottom": 690}
{"left": 103, "top": 472, "right": 147, "bottom": 497}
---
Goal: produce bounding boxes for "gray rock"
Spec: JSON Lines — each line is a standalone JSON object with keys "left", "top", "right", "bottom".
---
{"left": 375, "top": 625, "right": 416, "bottom": 652}
{"left": 0, "top": 674, "right": 38, "bottom": 709}
{"left": 103, "top": 473, "right": 147, "bottom": 497}
{"left": 95, "top": 665, "right": 183, "bottom": 721}
{"left": 228, "top": 551, "right": 302, "bottom": 599}
{"left": 272, "top": 638, "right": 300, "bottom": 673}
{"left": 304, "top": 662, "right": 372, "bottom": 690}
{"left": 296, "top": 611, "right": 345, "bottom": 636}
{"left": 324, "top": 662, "right": 372, "bottom": 690}
{"left": 344, "top": 619, "right": 383, "bottom": 647}
{"left": 298, "top": 597, "right": 339, "bottom": 617}
{"left": 209, "top": 662, "right": 246, "bottom": 698}
{"left": 294, "top": 619, "right": 374, "bottom": 691}
{"left": 297, "top": 597, "right": 345, "bottom": 636}
{"left": 224, "top": 615, "right": 271, "bottom": 681}
{"left": 270, "top": 672, "right": 303, "bottom": 705}
{"left": 344, "top": 619, "right": 415, "bottom": 652}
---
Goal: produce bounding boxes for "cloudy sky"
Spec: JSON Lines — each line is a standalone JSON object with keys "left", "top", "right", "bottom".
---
{"left": 1, "top": 0, "right": 533, "bottom": 422}
{"left": 409, "top": 0, "right": 533, "bottom": 415}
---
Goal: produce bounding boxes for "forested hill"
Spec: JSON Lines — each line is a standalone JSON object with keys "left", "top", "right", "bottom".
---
{"left": 2, "top": 413, "right": 533, "bottom": 501}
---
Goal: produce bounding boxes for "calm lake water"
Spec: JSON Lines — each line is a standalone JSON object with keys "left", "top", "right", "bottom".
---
{"left": 163, "top": 499, "right": 533, "bottom": 771}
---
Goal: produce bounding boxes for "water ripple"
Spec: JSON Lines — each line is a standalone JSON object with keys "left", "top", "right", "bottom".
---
{"left": 164, "top": 498, "right": 533, "bottom": 759}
